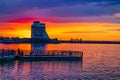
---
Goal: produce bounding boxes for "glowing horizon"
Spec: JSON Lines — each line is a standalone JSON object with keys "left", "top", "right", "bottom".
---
{"left": 0, "top": 0, "right": 120, "bottom": 41}
{"left": 0, "top": 21, "right": 120, "bottom": 41}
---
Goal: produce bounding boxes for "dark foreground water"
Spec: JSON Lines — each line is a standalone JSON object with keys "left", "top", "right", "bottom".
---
{"left": 0, "top": 43, "right": 120, "bottom": 80}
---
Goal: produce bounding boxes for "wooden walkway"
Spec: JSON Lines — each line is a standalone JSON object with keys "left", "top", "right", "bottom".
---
{"left": 0, "top": 49, "right": 16, "bottom": 62}
{"left": 17, "top": 50, "right": 83, "bottom": 61}
{"left": 0, "top": 49, "right": 83, "bottom": 61}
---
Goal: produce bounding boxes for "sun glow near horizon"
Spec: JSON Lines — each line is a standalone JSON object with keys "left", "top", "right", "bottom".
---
{"left": 0, "top": 22, "right": 120, "bottom": 41}
{"left": 0, "top": 0, "right": 120, "bottom": 41}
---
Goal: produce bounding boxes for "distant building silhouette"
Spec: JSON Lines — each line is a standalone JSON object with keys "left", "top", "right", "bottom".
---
{"left": 31, "top": 21, "right": 49, "bottom": 39}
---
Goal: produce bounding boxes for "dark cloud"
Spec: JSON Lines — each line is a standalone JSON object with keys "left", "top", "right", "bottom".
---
{"left": 63, "top": 28, "right": 120, "bottom": 34}
{"left": 48, "top": 4, "right": 120, "bottom": 17}
{"left": 63, "top": 31, "right": 107, "bottom": 34}
{"left": 0, "top": 0, "right": 120, "bottom": 23}
{"left": 104, "top": 24, "right": 120, "bottom": 27}
{"left": 0, "top": 0, "right": 120, "bottom": 14}
{"left": 107, "top": 28, "right": 120, "bottom": 31}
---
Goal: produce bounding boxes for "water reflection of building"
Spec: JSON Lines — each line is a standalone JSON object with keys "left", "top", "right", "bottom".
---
{"left": 31, "top": 43, "right": 46, "bottom": 51}
{"left": 31, "top": 21, "right": 49, "bottom": 39}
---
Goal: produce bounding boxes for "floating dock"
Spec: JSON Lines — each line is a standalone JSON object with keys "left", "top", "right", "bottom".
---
{"left": 0, "top": 49, "right": 16, "bottom": 62}
{"left": 16, "top": 50, "right": 83, "bottom": 61}
{"left": 0, "top": 49, "right": 83, "bottom": 62}
{"left": 16, "top": 56, "right": 82, "bottom": 61}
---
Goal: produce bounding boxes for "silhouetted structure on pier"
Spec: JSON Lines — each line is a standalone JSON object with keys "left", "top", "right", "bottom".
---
{"left": 0, "top": 21, "right": 59, "bottom": 43}
{"left": 31, "top": 21, "right": 49, "bottom": 39}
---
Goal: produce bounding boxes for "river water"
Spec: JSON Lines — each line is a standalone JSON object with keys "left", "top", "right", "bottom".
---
{"left": 0, "top": 43, "right": 120, "bottom": 80}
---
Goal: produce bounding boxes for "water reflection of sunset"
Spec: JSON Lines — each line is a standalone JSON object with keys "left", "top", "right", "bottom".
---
{"left": 0, "top": 44, "right": 31, "bottom": 50}
{"left": 0, "top": 44, "right": 120, "bottom": 79}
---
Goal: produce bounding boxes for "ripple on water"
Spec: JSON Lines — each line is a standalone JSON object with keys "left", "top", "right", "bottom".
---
{"left": 0, "top": 44, "right": 120, "bottom": 80}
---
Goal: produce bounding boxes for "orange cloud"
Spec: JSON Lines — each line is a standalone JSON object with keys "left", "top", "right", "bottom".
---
{"left": 0, "top": 22, "right": 120, "bottom": 41}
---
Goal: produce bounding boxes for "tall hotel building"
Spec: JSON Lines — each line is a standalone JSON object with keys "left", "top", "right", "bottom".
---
{"left": 31, "top": 21, "right": 49, "bottom": 39}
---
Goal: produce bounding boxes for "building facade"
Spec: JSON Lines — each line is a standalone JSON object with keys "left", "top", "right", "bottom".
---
{"left": 31, "top": 21, "right": 49, "bottom": 39}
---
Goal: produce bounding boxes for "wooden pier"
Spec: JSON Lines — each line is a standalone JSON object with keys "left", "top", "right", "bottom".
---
{"left": 0, "top": 49, "right": 83, "bottom": 62}
{"left": 16, "top": 50, "right": 83, "bottom": 61}
{"left": 0, "top": 49, "right": 16, "bottom": 62}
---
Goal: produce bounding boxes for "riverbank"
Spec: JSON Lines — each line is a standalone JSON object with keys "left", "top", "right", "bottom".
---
{"left": 60, "top": 40, "right": 120, "bottom": 44}
{"left": 0, "top": 37, "right": 120, "bottom": 44}
{"left": 1, "top": 41, "right": 120, "bottom": 44}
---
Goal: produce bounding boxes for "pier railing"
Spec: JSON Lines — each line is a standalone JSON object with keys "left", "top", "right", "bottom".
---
{"left": 0, "top": 49, "right": 83, "bottom": 57}
{"left": 0, "top": 49, "right": 16, "bottom": 58}
{"left": 19, "top": 50, "right": 83, "bottom": 57}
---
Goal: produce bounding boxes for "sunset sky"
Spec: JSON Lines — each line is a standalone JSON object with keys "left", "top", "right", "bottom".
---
{"left": 0, "top": 0, "right": 120, "bottom": 40}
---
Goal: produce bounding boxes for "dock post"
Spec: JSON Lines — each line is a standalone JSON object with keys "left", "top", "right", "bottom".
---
{"left": 2, "top": 49, "right": 4, "bottom": 58}
{"left": 30, "top": 51, "right": 33, "bottom": 56}
{"left": 18, "top": 48, "right": 21, "bottom": 56}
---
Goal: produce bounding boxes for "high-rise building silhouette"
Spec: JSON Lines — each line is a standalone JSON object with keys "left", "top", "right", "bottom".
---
{"left": 31, "top": 21, "right": 49, "bottom": 39}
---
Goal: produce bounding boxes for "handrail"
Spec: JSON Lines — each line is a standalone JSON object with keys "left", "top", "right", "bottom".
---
{"left": 0, "top": 49, "right": 83, "bottom": 57}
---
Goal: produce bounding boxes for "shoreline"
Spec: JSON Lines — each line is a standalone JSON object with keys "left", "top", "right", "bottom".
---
{"left": 0, "top": 41, "right": 120, "bottom": 44}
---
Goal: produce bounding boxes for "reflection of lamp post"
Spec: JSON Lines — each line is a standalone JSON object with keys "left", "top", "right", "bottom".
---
{"left": 31, "top": 43, "right": 46, "bottom": 50}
